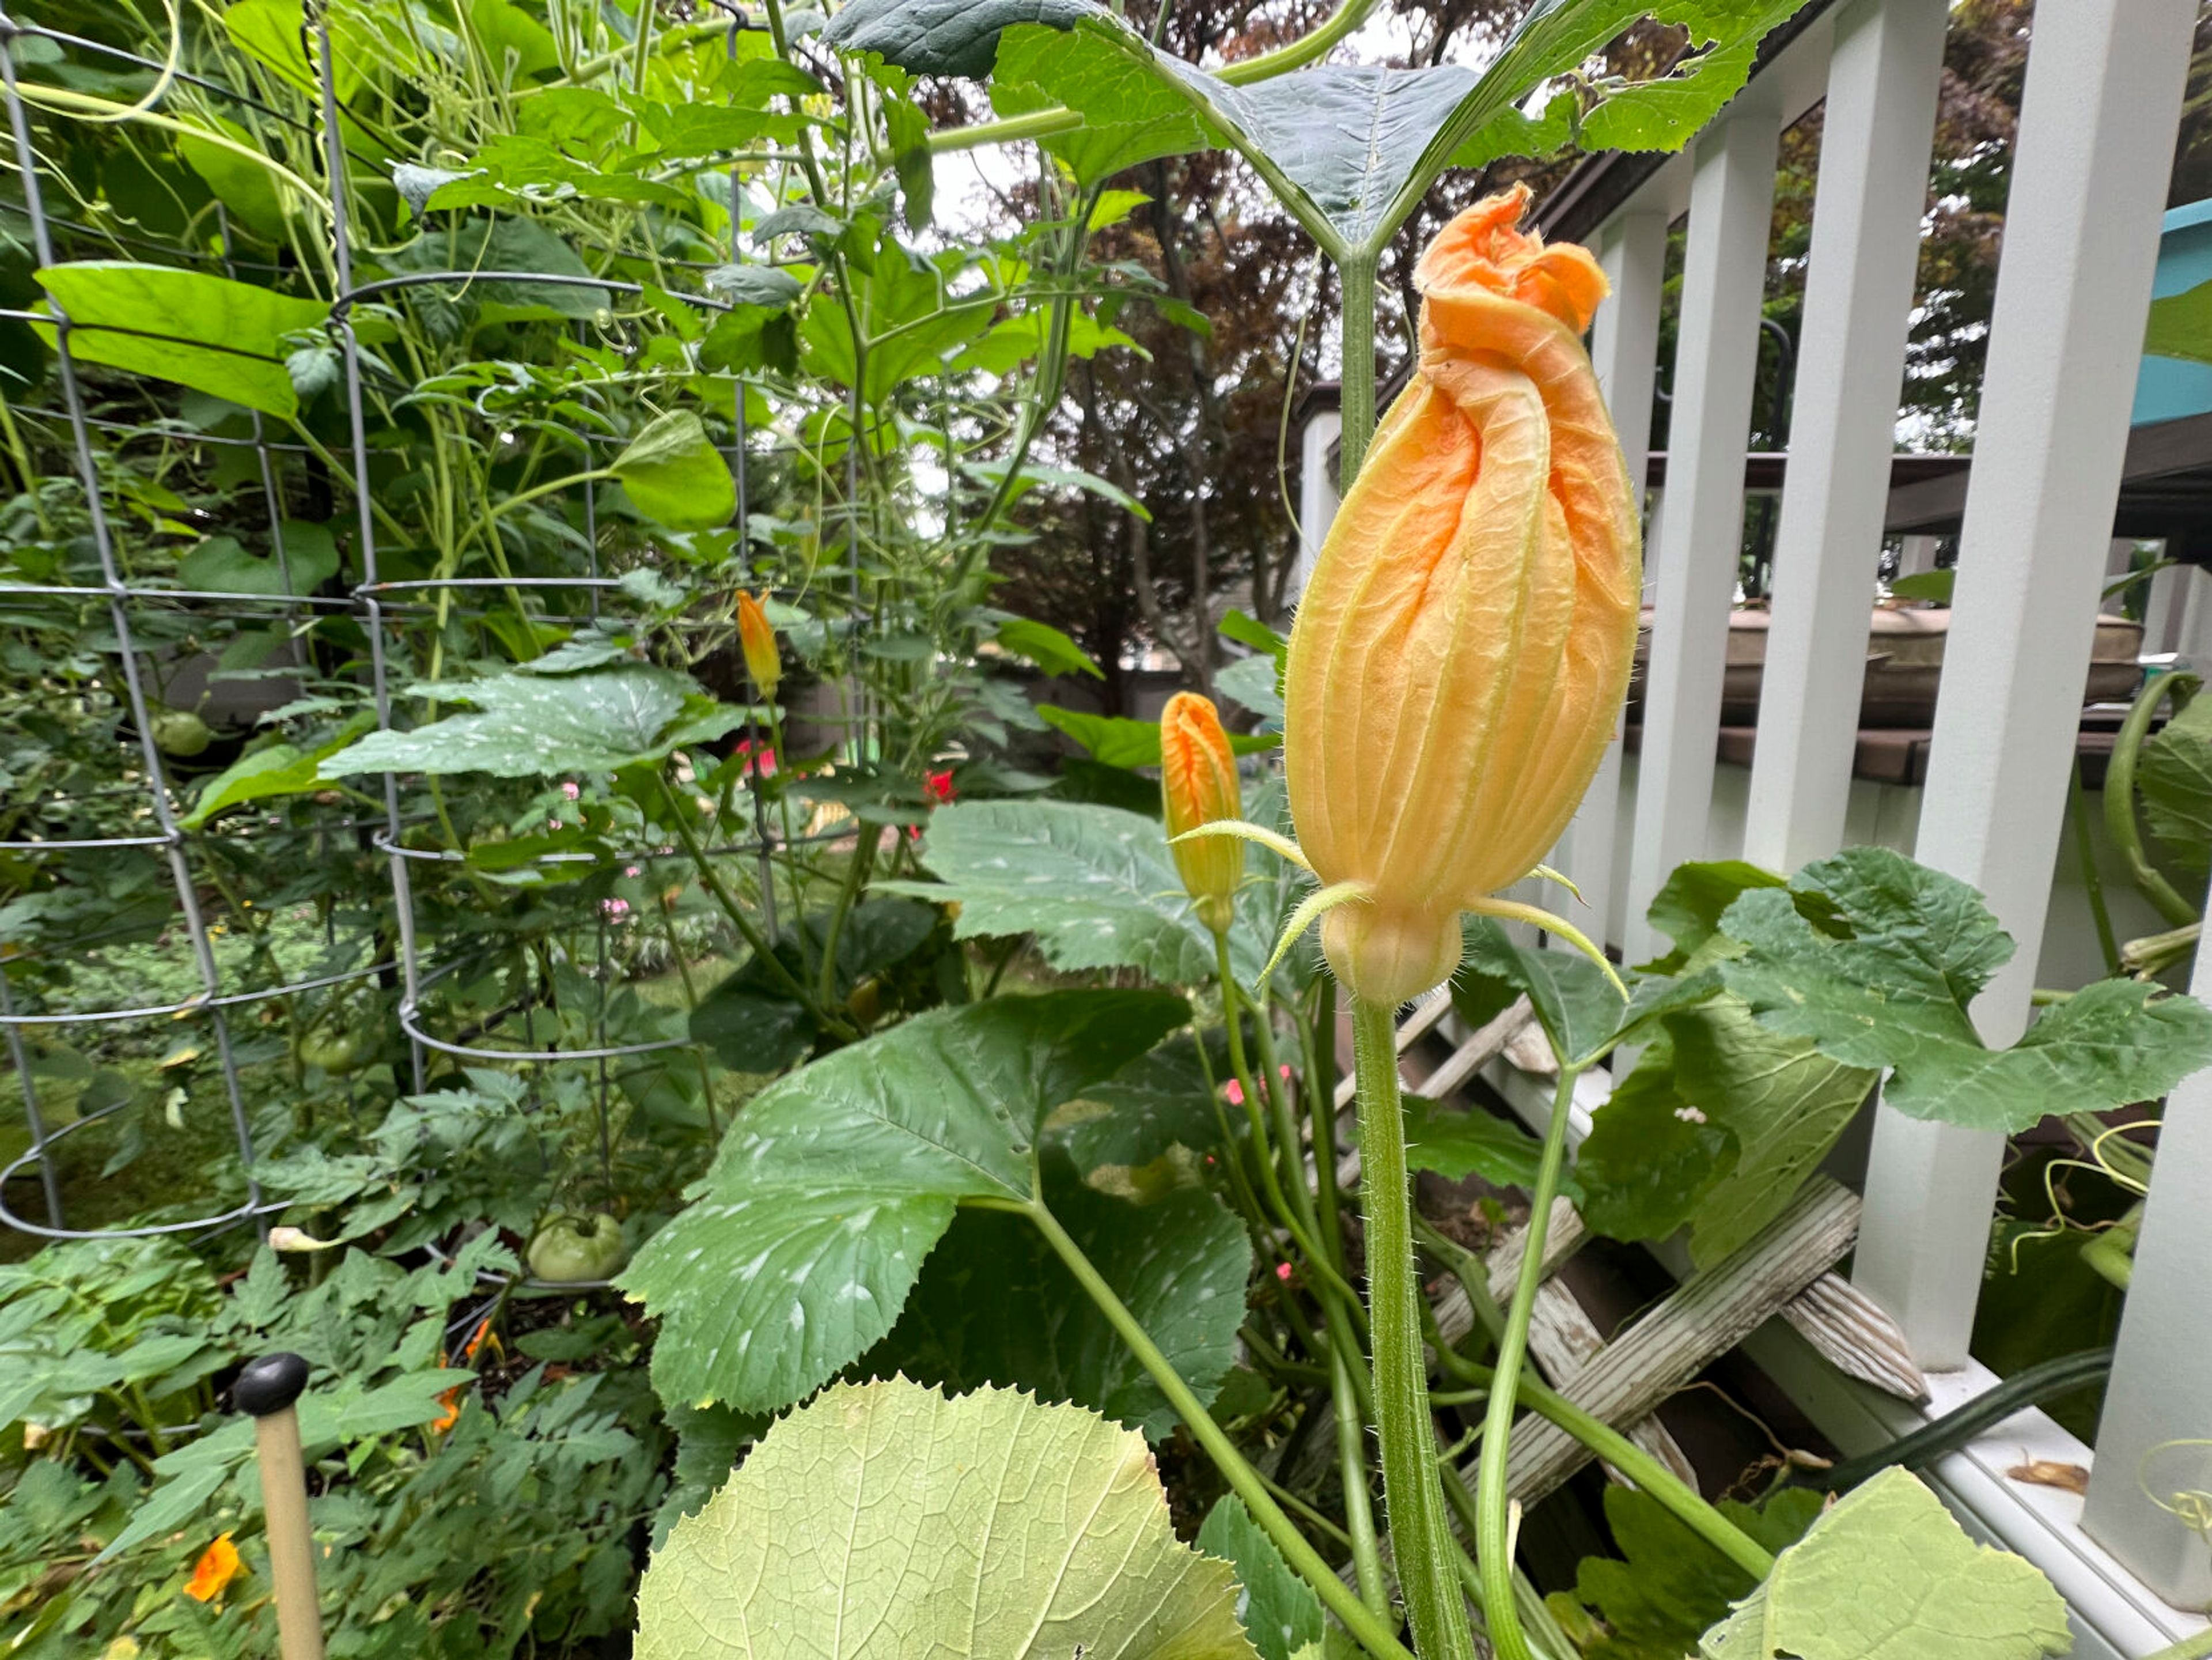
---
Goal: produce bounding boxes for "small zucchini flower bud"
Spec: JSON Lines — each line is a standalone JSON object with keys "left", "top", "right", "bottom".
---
{"left": 736, "top": 590, "right": 781, "bottom": 699}
{"left": 1161, "top": 692, "right": 1243, "bottom": 936}
{"left": 1283, "top": 184, "right": 1641, "bottom": 1005}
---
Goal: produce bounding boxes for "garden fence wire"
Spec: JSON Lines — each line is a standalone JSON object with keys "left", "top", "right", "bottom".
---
{"left": 0, "top": 2, "right": 829, "bottom": 1275}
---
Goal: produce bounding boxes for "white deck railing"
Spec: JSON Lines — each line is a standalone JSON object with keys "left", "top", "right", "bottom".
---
{"left": 1317, "top": 0, "right": 2212, "bottom": 1650}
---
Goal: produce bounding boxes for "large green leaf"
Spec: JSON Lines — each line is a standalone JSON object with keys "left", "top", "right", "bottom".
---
{"left": 1403, "top": 1095, "right": 1570, "bottom": 1198}
{"left": 863, "top": 1170, "right": 1249, "bottom": 1439}
{"left": 35, "top": 263, "right": 328, "bottom": 418}
{"left": 612, "top": 410, "right": 736, "bottom": 531}
{"left": 1638, "top": 859, "right": 1786, "bottom": 974}
{"left": 878, "top": 799, "right": 1261, "bottom": 986}
{"left": 635, "top": 1377, "right": 1259, "bottom": 1659}
{"left": 1196, "top": 1495, "right": 1323, "bottom": 1660}
{"left": 1047, "top": 1030, "right": 1229, "bottom": 1177}
{"left": 1699, "top": 1469, "right": 2069, "bottom": 1660}
{"left": 1457, "top": 917, "right": 1626, "bottom": 1067}
{"left": 992, "top": 23, "right": 1215, "bottom": 184}
{"left": 927, "top": 0, "right": 1813, "bottom": 258}
{"left": 1665, "top": 1000, "right": 1876, "bottom": 1268}
{"left": 1039, "top": 704, "right": 1279, "bottom": 768}
{"left": 1719, "top": 847, "right": 2212, "bottom": 1132}
{"left": 1571, "top": 1031, "right": 1733, "bottom": 1246}
{"left": 2137, "top": 688, "right": 2212, "bottom": 875}
{"left": 319, "top": 665, "right": 744, "bottom": 778}
{"left": 820, "top": 0, "right": 1101, "bottom": 77}
{"left": 177, "top": 521, "right": 340, "bottom": 596}
{"left": 621, "top": 990, "right": 1188, "bottom": 1413}
{"left": 1560, "top": 1485, "right": 1821, "bottom": 1660}
{"left": 182, "top": 714, "right": 377, "bottom": 830}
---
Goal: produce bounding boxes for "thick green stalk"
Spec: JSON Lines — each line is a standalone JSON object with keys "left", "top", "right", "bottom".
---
{"left": 1020, "top": 1200, "right": 1415, "bottom": 1660}
{"left": 1476, "top": 1065, "right": 1580, "bottom": 1660}
{"left": 1353, "top": 999, "right": 1478, "bottom": 1660}
{"left": 1338, "top": 256, "right": 1380, "bottom": 489}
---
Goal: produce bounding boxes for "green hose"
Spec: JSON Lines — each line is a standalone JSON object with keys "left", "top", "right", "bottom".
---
{"left": 1813, "top": 1347, "right": 2115, "bottom": 1492}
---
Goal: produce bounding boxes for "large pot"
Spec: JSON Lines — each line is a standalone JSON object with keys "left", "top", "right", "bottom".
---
{"left": 1628, "top": 606, "right": 2143, "bottom": 728}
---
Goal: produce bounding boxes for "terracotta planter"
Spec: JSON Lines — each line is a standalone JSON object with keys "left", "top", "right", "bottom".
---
{"left": 1628, "top": 606, "right": 2143, "bottom": 728}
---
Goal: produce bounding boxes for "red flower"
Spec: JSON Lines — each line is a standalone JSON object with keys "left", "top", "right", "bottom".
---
{"left": 734, "top": 739, "right": 778, "bottom": 780}
{"left": 925, "top": 769, "right": 956, "bottom": 805}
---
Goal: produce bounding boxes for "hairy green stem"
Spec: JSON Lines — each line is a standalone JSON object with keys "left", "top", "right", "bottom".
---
{"left": 2105, "top": 672, "right": 2202, "bottom": 926}
{"left": 1220, "top": 935, "right": 1363, "bottom": 1312}
{"left": 1333, "top": 1342, "right": 1391, "bottom": 1619}
{"left": 1476, "top": 1064, "right": 1577, "bottom": 1660}
{"left": 1338, "top": 256, "right": 1380, "bottom": 489}
{"left": 1020, "top": 1198, "right": 1416, "bottom": 1660}
{"left": 1353, "top": 998, "right": 1478, "bottom": 1660}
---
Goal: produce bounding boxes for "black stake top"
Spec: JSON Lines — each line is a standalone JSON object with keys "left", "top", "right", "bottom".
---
{"left": 234, "top": 1352, "right": 312, "bottom": 1417}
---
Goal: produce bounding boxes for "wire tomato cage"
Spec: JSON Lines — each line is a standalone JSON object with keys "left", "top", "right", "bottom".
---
{"left": 0, "top": 5, "right": 843, "bottom": 1270}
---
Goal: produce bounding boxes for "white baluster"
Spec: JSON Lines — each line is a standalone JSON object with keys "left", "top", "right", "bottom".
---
{"left": 1621, "top": 101, "right": 1783, "bottom": 967}
{"left": 1854, "top": 0, "right": 2198, "bottom": 1367}
{"left": 1552, "top": 210, "right": 1666, "bottom": 954}
{"left": 1744, "top": 0, "right": 1947, "bottom": 874}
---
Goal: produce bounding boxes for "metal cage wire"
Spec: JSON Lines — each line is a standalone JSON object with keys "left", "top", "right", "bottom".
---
{"left": 0, "top": 3, "right": 811, "bottom": 1251}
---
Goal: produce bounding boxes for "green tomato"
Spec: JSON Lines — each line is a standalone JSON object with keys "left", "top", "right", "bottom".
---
{"left": 151, "top": 709, "right": 212, "bottom": 758}
{"left": 299, "top": 1027, "right": 366, "bottom": 1075}
{"left": 527, "top": 1213, "right": 627, "bottom": 1283}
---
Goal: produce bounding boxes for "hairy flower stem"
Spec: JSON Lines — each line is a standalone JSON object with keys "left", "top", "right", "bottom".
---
{"left": 1476, "top": 1064, "right": 1579, "bottom": 1660}
{"left": 1353, "top": 998, "right": 1478, "bottom": 1660}
{"left": 1018, "top": 1197, "right": 1416, "bottom": 1660}
{"left": 1219, "top": 936, "right": 1362, "bottom": 1313}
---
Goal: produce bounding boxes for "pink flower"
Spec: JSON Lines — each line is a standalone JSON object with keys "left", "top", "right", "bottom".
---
{"left": 624, "top": 865, "right": 642, "bottom": 878}
{"left": 1224, "top": 1078, "right": 1245, "bottom": 1107}
{"left": 561, "top": 781, "right": 581, "bottom": 800}
{"left": 602, "top": 897, "right": 630, "bottom": 918}
{"left": 1275, "top": 1262, "right": 1294, "bottom": 1283}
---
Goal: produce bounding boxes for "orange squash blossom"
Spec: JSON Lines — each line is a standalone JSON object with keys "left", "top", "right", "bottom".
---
{"left": 183, "top": 1532, "right": 243, "bottom": 1602}
{"left": 1282, "top": 185, "right": 1640, "bottom": 1005}
{"left": 1160, "top": 692, "right": 1243, "bottom": 935}
{"left": 736, "top": 591, "right": 781, "bottom": 699}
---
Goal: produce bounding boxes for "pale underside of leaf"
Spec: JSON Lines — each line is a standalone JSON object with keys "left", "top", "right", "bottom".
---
{"left": 634, "top": 1377, "right": 1260, "bottom": 1659}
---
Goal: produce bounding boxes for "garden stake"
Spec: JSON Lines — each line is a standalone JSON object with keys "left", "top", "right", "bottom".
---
{"left": 234, "top": 1352, "right": 325, "bottom": 1660}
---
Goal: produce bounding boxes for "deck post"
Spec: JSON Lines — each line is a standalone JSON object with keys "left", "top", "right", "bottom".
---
{"left": 2085, "top": 921, "right": 2212, "bottom": 1605}
{"left": 1555, "top": 210, "right": 1666, "bottom": 954}
{"left": 1743, "top": 0, "right": 1946, "bottom": 874}
{"left": 1853, "top": 0, "right": 2197, "bottom": 1367}
{"left": 1620, "top": 101, "right": 1783, "bottom": 967}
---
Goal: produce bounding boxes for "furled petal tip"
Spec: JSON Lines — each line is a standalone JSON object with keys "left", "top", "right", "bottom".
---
{"left": 1160, "top": 693, "right": 1244, "bottom": 936}
{"left": 736, "top": 589, "right": 781, "bottom": 699}
{"left": 1282, "top": 186, "right": 1641, "bottom": 1006}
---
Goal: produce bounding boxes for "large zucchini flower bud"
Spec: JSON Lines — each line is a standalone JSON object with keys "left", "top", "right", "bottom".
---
{"left": 1283, "top": 185, "right": 1641, "bottom": 1005}
{"left": 1161, "top": 691, "right": 1243, "bottom": 936}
